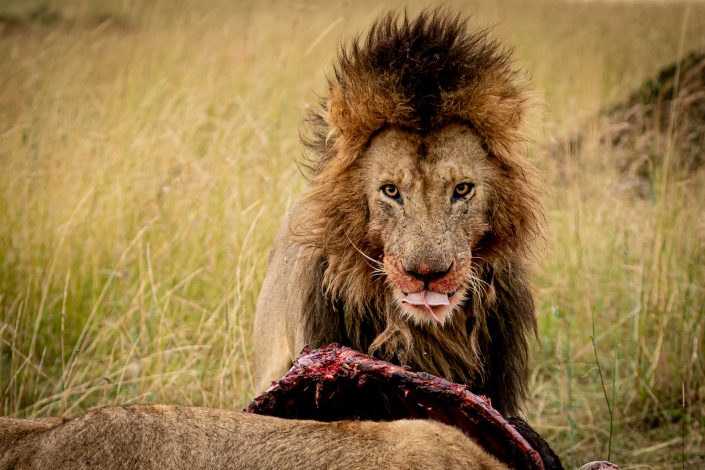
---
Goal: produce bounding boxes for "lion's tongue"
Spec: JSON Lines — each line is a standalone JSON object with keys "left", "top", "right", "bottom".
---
{"left": 402, "top": 291, "right": 450, "bottom": 307}
{"left": 401, "top": 290, "right": 449, "bottom": 324}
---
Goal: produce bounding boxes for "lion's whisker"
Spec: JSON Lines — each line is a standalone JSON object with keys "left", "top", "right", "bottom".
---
{"left": 344, "top": 232, "right": 383, "bottom": 271}
{"left": 463, "top": 269, "right": 489, "bottom": 299}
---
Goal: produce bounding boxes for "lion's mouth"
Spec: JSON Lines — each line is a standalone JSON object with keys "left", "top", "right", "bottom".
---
{"left": 401, "top": 290, "right": 456, "bottom": 324}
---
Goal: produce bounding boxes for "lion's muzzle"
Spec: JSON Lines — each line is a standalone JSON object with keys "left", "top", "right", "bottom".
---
{"left": 383, "top": 254, "right": 470, "bottom": 325}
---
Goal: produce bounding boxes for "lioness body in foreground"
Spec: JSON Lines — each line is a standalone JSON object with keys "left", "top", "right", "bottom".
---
{"left": 0, "top": 406, "right": 506, "bottom": 469}
{"left": 255, "top": 11, "right": 542, "bottom": 416}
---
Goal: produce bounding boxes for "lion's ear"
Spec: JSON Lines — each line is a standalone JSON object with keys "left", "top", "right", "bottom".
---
{"left": 325, "top": 84, "right": 359, "bottom": 169}
{"left": 326, "top": 81, "right": 405, "bottom": 170}
{"left": 326, "top": 84, "right": 346, "bottom": 137}
{"left": 442, "top": 79, "right": 527, "bottom": 162}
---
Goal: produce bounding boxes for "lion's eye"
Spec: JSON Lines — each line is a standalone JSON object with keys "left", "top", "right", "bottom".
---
{"left": 381, "top": 184, "right": 402, "bottom": 202}
{"left": 452, "top": 183, "right": 475, "bottom": 201}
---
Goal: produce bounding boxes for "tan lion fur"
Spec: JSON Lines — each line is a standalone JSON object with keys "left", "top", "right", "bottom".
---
{"left": 0, "top": 406, "right": 507, "bottom": 470}
{"left": 254, "top": 10, "right": 543, "bottom": 416}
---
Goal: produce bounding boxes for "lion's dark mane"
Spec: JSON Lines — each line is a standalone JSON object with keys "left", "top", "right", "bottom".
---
{"left": 296, "top": 10, "right": 543, "bottom": 417}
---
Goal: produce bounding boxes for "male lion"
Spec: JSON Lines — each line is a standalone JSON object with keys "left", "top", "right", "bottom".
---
{"left": 0, "top": 406, "right": 506, "bottom": 469}
{"left": 254, "top": 11, "right": 543, "bottom": 416}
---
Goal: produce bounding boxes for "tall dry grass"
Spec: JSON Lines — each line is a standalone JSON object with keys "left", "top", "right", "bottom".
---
{"left": 1, "top": 1, "right": 704, "bottom": 467}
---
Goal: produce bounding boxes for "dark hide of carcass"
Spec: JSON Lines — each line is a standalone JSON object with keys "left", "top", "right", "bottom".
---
{"left": 245, "top": 345, "right": 564, "bottom": 470}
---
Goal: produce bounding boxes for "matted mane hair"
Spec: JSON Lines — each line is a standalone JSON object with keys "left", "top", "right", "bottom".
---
{"left": 303, "top": 9, "right": 529, "bottom": 174}
{"left": 293, "top": 9, "right": 543, "bottom": 417}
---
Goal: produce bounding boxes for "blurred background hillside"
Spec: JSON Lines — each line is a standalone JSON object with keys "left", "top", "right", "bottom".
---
{"left": 1, "top": 1, "right": 704, "bottom": 467}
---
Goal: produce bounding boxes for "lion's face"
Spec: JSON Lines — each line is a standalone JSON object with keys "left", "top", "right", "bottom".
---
{"left": 362, "top": 124, "right": 496, "bottom": 326}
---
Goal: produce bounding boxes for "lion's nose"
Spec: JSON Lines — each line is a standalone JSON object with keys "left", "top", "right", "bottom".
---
{"left": 404, "top": 263, "right": 452, "bottom": 284}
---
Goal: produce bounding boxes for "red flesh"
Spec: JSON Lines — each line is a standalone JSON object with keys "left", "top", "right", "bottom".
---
{"left": 245, "top": 344, "right": 545, "bottom": 470}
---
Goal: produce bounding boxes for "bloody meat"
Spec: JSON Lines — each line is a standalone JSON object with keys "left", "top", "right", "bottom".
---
{"left": 245, "top": 344, "right": 562, "bottom": 469}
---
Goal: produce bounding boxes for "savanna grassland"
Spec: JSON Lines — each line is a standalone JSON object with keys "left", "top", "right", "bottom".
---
{"left": 1, "top": 1, "right": 704, "bottom": 467}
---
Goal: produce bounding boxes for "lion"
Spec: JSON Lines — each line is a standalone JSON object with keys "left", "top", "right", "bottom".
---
{"left": 0, "top": 406, "right": 507, "bottom": 469}
{"left": 254, "top": 10, "right": 543, "bottom": 417}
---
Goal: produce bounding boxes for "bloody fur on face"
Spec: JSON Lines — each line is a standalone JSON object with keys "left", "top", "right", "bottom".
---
{"left": 366, "top": 125, "right": 494, "bottom": 326}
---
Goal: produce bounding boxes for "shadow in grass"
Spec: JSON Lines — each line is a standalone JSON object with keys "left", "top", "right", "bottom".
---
{"left": 0, "top": 3, "right": 132, "bottom": 36}
{"left": 550, "top": 50, "right": 705, "bottom": 197}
